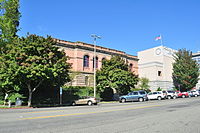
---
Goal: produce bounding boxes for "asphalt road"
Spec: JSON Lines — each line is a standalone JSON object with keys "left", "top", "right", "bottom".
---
{"left": 1, "top": 97, "right": 200, "bottom": 133}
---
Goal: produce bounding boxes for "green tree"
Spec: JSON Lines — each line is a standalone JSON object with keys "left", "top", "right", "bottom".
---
{"left": 0, "top": 0, "right": 20, "bottom": 40}
{"left": 139, "top": 77, "right": 150, "bottom": 91}
{"left": 0, "top": 54, "right": 21, "bottom": 104}
{"left": 0, "top": 0, "right": 20, "bottom": 104}
{"left": 8, "top": 34, "right": 71, "bottom": 106}
{"left": 172, "top": 49, "right": 199, "bottom": 92}
{"left": 96, "top": 56, "right": 139, "bottom": 95}
{"left": 156, "top": 87, "right": 162, "bottom": 91}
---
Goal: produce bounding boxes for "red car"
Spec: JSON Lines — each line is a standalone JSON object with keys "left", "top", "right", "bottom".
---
{"left": 176, "top": 91, "right": 189, "bottom": 98}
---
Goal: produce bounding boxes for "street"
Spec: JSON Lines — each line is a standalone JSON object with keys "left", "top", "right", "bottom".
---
{"left": 1, "top": 97, "right": 200, "bottom": 133}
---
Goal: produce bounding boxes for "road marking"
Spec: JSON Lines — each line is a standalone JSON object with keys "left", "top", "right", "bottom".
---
{"left": 20, "top": 105, "right": 161, "bottom": 120}
{"left": 22, "top": 102, "right": 159, "bottom": 114}
{"left": 22, "top": 109, "right": 67, "bottom": 114}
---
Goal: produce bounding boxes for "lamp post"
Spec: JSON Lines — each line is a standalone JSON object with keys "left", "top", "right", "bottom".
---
{"left": 91, "top": 34, "right": 101, "bottom": 98}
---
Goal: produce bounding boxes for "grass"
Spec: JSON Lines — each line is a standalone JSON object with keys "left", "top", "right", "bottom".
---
{"left": 0, "top": 105, "right": 31, "bottom": 109}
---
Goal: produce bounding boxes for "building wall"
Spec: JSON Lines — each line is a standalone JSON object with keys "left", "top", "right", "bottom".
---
{"left": 56, "top": 39, "right": 138, "bottom": 87}
{"left": 138, "top": 46, "right": 176, "bottom": 91}
{"left": 192, "top": 52, "right": 200, "bottom": 90}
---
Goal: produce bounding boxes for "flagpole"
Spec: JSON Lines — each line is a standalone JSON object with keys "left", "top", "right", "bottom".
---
{"left": 160, "top": 34, "right": 163, "bottom": 46}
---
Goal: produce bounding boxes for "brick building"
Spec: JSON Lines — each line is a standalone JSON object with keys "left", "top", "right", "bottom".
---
{"left": 56, "top": 39, "right": 138, "bottom": 87}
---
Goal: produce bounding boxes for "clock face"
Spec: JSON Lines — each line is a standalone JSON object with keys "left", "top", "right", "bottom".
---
{"left": 155, "top": 48, "right": 161, "bottom": 55}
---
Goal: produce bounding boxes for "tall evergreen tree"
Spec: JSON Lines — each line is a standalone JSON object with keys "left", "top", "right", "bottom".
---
{"left": 96, "top": 56, "right": 138, "bottom": 95}
{"left": 0, "top": 0, "right": 20, "bottom": 40}
{"left": 172, "top": 49, "right": 199, "bottom": 92}
{"left": 0, "top": 0, "right": 20, "bottom": 103}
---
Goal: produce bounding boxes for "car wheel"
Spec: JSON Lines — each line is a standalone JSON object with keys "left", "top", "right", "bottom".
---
{"left": 167, "top": 96, "right": 171, "bottom": 99}
{"left": 182, "top": 95, "right": 186, "bottom": 98}
{"left": 121, "top": 98, "right": 126, "bottom": 103}
{"left": 138, "top": 98, "right": 143, "bottom": 102}
{"left": 87, "top": 101, "right": 93, "bottom": 106}
{"left": 72, "top": 101, "right": 76, "bottom": 106}
{"left": 157, "top": 96, "right": 162, "bottom": 100}
{"left": 195, "top": 94, "right": 198, "bottom": 97}
{"left": 173, "top": 96, "right": 176, "bottom": 99}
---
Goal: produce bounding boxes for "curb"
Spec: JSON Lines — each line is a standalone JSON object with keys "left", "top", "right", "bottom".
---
{"left": 0, "top": 107, "right": 33, "bottom": 109}
{"left": 100, "top": 101, "right": 118, "bottom": 104}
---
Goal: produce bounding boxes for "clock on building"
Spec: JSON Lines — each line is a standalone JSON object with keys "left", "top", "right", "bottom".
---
{"left": 155, "top": 48, "right": 161, "bottom": 55}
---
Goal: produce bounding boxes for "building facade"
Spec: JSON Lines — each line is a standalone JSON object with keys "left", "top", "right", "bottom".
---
{"left": 138, "top": 46, "right": 176, "bottom": 91}
{"left": 56, "top": 39, "right": 138, "bottom": 87}
{"left": 192, "top": 52, "right": 200, "bottom": 90}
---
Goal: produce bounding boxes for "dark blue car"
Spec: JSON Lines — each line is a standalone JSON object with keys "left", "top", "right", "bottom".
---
{"left": 119, "top": 90, "right": 148, "bottom": 103}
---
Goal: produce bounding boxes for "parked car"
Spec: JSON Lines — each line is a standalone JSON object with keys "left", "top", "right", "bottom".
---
{"left": 163, "top": 90, "right": 177, "bottom": 99}
{"left": 147, "top": 91, "right": 166, "bottom": 100}
{"left": 188, "top": 91, "right": 193, "bottom": 97}
{"left": 119, "top": 90, "right": 148, "bottom": 103}
{"left": 71, "top": 96, "right": 101, "bottom": 106}
{"left": 176, "top": 91, "right": 189, "bottom": 98}
{"left": 188, "top": 90, "right": 199, "bottom": 97}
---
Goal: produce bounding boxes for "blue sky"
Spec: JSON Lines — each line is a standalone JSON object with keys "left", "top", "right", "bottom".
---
{"left": 18, "top": 0, "right": 200, "bottom": 55}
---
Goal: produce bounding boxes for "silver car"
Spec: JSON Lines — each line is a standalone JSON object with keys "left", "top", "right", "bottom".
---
{"left": 72, "top": 96, "right": 101, "bottom": 106}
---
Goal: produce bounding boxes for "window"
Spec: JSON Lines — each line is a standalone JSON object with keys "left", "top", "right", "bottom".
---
{"left": 139, "top": 91, "right": 146, "bottom": 95}
{"left": 133, "top": 92, "right": 138, "bottom": 95}
{"left": 128, "top": 92, "right": 133, "bottom": 95}
{"left": 158, "top": 71, "right": 162, "bottom": 76}
{"left": 93, "top": 57, "right": 98, "bottom": 68}
{"left": 129, "top": 63, "right": 133, "bottom": 71}
{"left": 83, "top": 55, "right": 89, "bottom": 67}
{"left": 85, "top": 76, "right": 89, "bottom": 86}
{"left": 153, "top": 92, "right": 157, "bottom": 94}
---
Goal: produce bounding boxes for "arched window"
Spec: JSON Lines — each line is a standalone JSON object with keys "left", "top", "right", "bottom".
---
{"left": 83, "top": 55, "right": 89, "bottom": 67}
{"left": 102, "top": 58, "right": 106, "bottom": 62}
{"left": 93, "top": 57, "right": 98, "bottom": 68}
{"left": 129, "top": 63, "right": 133, "bottom": 71}
{"left": 101, "top": 58, "right": 106, "bottom": 66}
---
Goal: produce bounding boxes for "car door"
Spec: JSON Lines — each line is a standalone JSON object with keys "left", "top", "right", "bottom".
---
{"left": 132, "top": 92, "right": 139, "bottom": 101}
{"left": 152, "top": 92, "right": 158, "bottom": 99}
{"left": 147, "top": 92, "right": 153, "bottom": 99}
{"left": 76, "top": 96, "right": 85, "bottom": 104}
{"left": 126, "top": 92, "right": 133, "bottom": 101}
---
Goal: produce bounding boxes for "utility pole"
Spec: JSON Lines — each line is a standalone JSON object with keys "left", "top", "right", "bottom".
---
{"left": 91, "top": 34, "right": 101, "bottom": 97}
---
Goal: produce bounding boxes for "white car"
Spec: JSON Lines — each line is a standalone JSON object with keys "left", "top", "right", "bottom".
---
{"left": 191, "top": 90, "right": 199, "bottom": 97}
{"left": 147, "top": 91, "right": 166, "bottom": 100}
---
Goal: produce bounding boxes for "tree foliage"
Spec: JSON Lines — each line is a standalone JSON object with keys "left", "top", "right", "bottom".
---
{"left": 96, "top": 56, "right": 139, "bottom": 95}
{"left": 0, "top": 0, "right": 20, "bottom": 40}
{"left": 0, "top": 53, "right": 20, "bottom": 104}
{"left": 5, "top": 34, "right": 71, "bottom": 106}
{"left": 0, "top": 0, "right": 20, "bottom": 103}
{"left": 172, "top": 49, "right": 199, "bottom": 92}
{"left": 139, "top": 77, "right": 150, "bottom": 91}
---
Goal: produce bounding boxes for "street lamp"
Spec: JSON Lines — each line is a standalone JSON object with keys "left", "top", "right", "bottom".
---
{"left": 91, "top": 34, "right": 101, "bottom": 98}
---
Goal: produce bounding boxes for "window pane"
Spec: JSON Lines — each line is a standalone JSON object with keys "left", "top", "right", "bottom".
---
{"left": 83, "top": 55, "right": 89, "bottom": 67}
